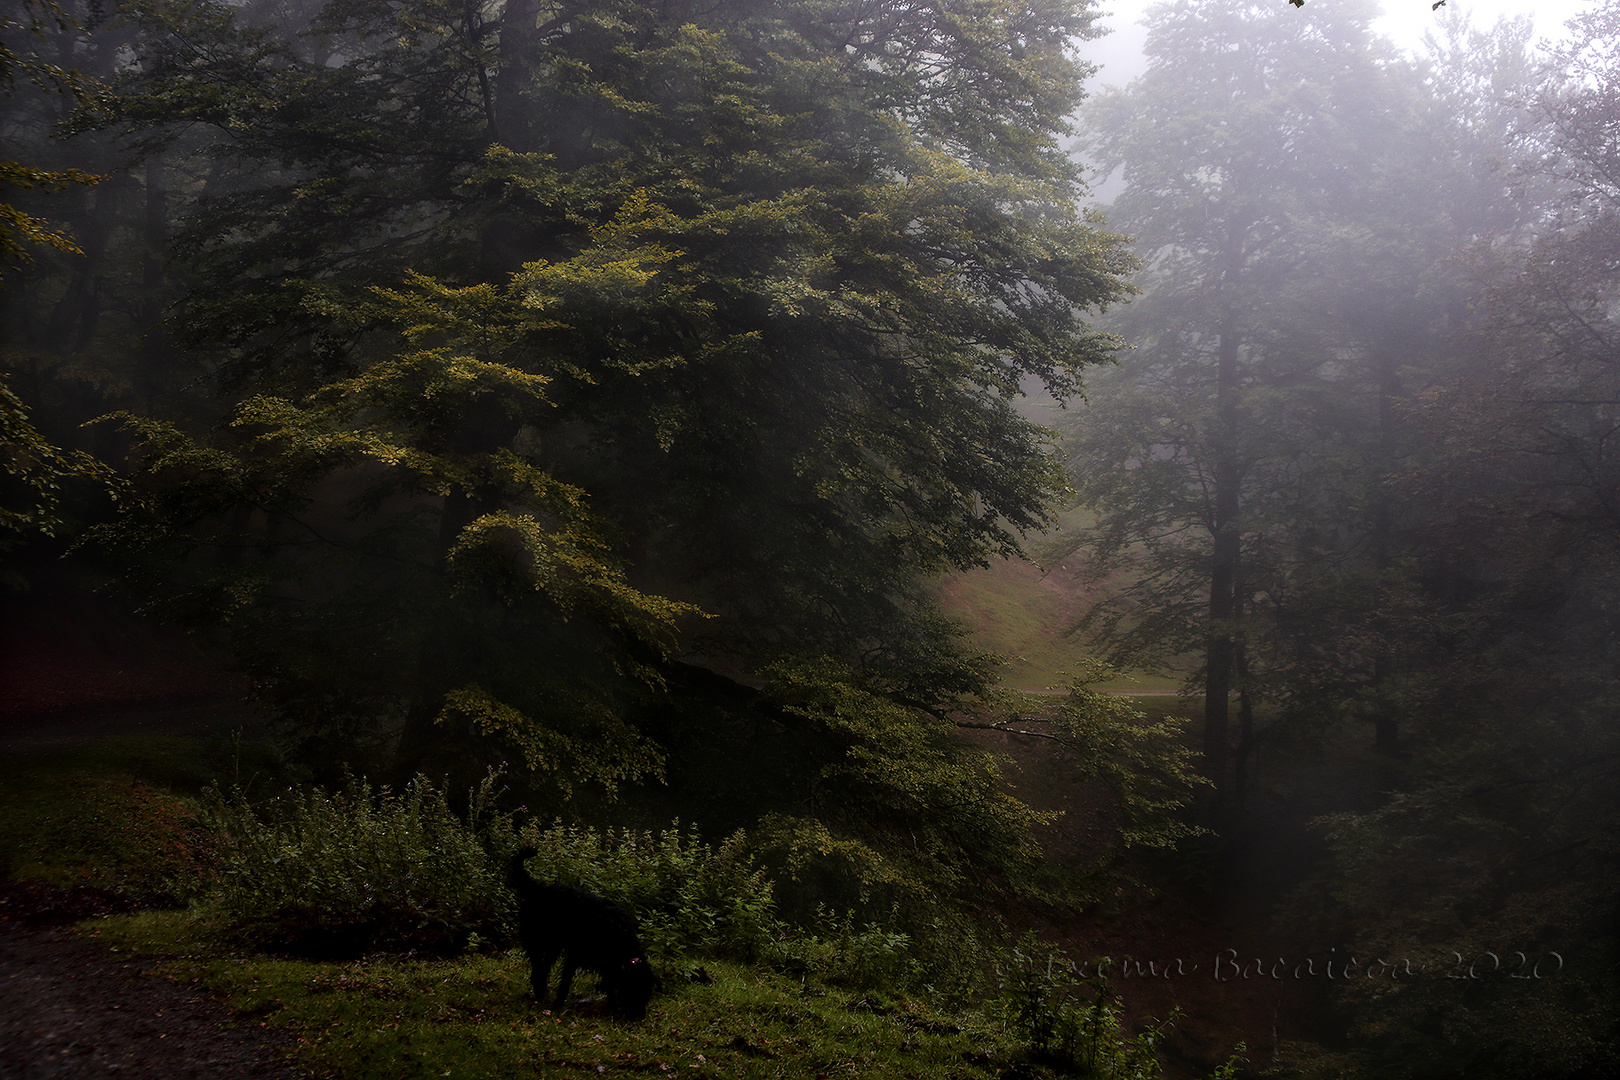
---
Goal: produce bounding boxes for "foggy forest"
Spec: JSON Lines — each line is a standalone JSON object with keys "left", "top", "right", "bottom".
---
{"left": 1, "top": 0, "right": 1616, "bottom": 1076}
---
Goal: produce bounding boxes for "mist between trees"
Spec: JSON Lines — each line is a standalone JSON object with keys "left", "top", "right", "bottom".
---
{"left": 2, "top": 0, "right": 1617, "bottom": 1076}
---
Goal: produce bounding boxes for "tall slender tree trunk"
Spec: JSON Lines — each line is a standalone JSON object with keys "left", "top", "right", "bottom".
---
{"left": 136, "top": 153, "right": 169, "bottom": 411}
{"left": 1371, "top": 349, "right": 1401, "bottom": 759}
{"left": 1204, "top": 312, "right": 1243, "bottom": 813}
{"left": 140, "top": 154, "right": 167, "bottom": 324}
{"left": 1233, "top": 637, "right": 1255, "bottom": 812}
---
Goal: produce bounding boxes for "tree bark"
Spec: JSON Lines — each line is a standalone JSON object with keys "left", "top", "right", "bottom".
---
{"left": 44, "top": 175, "right": 124, "bottom": 355}
{"left": 394, "top": 488, "right": 483, "bottom": 771}
{"left": 493, "top": 0, "right": 544, "bottom": 152}
{"left": 1233, "top": 637, "right": 1254, "bottom": 813}
{"left": 140, "top": 154, "right": 167, "bottom": 326}
{"left": 394, "top": 397, "right": 521, "bottom": 771}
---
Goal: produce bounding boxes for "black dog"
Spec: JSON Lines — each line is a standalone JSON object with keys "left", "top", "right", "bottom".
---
{"left": 507, "top": 847, "right": 656, "bottom": 1020}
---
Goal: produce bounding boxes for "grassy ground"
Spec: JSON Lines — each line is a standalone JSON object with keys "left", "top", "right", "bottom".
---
{"left": 0, "top": 732, "right": 287, "bottom": 897}
{"left": 87, "top": 910, "right": 1014, "bottom": 1080}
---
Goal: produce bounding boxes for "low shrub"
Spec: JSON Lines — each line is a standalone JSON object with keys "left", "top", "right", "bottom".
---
{"left": 996, "top": 934, "right": 1172, "bottom": 1079}
{"left": 763, "top": 904, "right": 919, "bottom": 992}
{"left": 205, "top": 774, "right": 512, "bottom": 957}
{"left": 203, "top": 775, "right": 780, "bottom": 964}
{"left": 519, "top": 820, "right": 993, "bottom": 1002}
{"left": 202, "top": 769, "right": 983, "bottom": 1005}
{"left": 515, "top": 820, "right": 779, "bottom": 963}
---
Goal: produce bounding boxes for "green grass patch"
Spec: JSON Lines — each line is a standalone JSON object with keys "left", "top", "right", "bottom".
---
{"left": 934, "top": 559, "right": 1185, "bottom": 694}
{"left": 0, "top": 730, "right": 291, "bottom": 898}
{"left": 0, "top": 759, "right": 210, "bottom": 901}
{"left": 3, "top": 730, "right": 291, "bottom": 794}
{"left": 86, "top": 914, "right": 1021, "bottom": 1080}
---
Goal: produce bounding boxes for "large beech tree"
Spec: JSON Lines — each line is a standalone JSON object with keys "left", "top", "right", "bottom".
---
{"left": 71, "top": 0, "right": 1141, "bottom": 896}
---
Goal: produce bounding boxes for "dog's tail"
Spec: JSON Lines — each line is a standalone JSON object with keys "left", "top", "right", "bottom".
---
{"left": 508, "top": 845, "right": 540, "bottom": 893}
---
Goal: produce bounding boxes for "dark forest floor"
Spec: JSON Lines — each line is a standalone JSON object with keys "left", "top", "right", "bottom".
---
{"left": 963, "top": 725, "right": 1315, "bottom": 1076}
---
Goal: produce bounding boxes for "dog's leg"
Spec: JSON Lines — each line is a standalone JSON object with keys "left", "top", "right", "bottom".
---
{"left": 552, "top": 955, "right": 579, "bottom": 1012}
{"left": 532, "top": 946, "right": 561, "bottom": 1002}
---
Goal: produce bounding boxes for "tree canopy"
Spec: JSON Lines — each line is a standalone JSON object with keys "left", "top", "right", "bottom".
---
{"left": 0, "top": 0, "right": 104, "bottom": 283}
{"left": 0, "top": 0, "right": 1152, "bottom": 908}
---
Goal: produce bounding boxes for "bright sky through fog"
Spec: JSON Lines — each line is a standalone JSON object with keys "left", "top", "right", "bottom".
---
{"left": 1372, "top": 0, "right": 1585, "bottom": 53}
{"left": 1079, "top": 0, "right": 1589, "bottom": 89}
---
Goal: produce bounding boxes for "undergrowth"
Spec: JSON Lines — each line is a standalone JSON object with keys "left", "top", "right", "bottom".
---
{"left": 515, "top": 819, "right": 779, "bottom": 965}
{"left": 997, "top": 934, "right": 1176, "bottom": 1078}
{"left": 205, "top": 774, "right": 510, "bottom": 957}
{"left": 3, "top": 737, "right": 1216, "bottom": 1079}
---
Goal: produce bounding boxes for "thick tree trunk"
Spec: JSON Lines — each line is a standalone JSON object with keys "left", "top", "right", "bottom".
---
{"left": 480, "top": 0, "right": 563, "bottom": 278}
{"left": 493, "top": 0, "right": 544, "bottom": 152}
{"left": 394, "top": 398, "right": 520, "bottom": 772}
{"left": 42, "top": 181, "right": 110, "bottom": 353}
{"left": 394, "top": 488, "right": 482, "bottom": 771}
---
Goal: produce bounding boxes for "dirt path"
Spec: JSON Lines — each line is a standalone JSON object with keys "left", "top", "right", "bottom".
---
{"left": 0, "top": 881, "right": 305, "bottom": 1080}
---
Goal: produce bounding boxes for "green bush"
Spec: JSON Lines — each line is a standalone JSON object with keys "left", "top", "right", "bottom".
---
{"left": 517, "top": 822, "right": 995, "bottom": 999}
{"left": 762, "top": 905, "right": 920, "bottom": 992}
{"left": 515, "top": 821, "right": 780, "bottom": 964}
{"left": 203, "top": 769, "right": 972, "bottom": 1003}
{"left": 996, "top": 935, "right": 1171, "bottom": 1079}
{"left": 205, "top": 774, "right": 513, "bottom": 957}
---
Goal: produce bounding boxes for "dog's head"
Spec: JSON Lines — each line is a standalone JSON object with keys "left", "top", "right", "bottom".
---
{"left": 604, "top": 954, "right": 656, "bottom": 1020}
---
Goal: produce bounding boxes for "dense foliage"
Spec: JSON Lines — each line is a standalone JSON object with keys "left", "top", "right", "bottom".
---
{"left": 997, "top": 934, "right": 1185, "bottom": 1078}
{"left": 0, "top": 0, "right": 106, "bottom": 281}
{"left": 70, "top": 0, "right": 1132, "bottom": 791}
{"left": 511, "top": 818, "right": 778, "bottom": 965}
{"left": 206, "top": 775, "right": 514, "bottom": 956}
{"left": 204, "top": 771, "right": 791, "bottom": 966}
